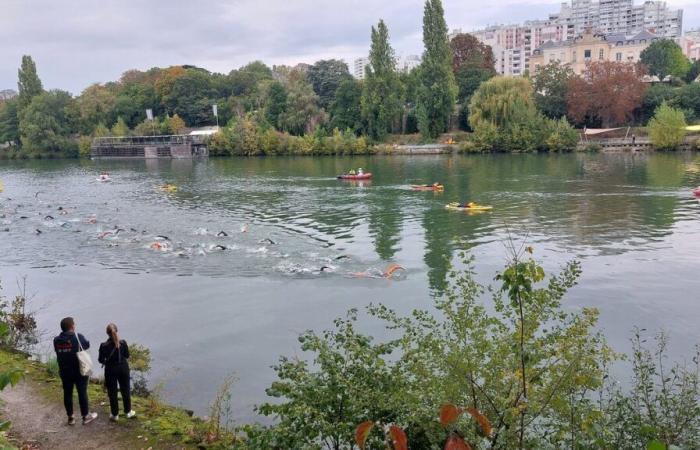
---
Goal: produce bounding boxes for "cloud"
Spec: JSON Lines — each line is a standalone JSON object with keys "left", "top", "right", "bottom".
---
{"left": 0, "top": 0, "right": 695, "bottom": 94}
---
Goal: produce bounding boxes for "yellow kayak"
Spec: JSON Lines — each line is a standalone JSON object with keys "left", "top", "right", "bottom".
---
{"left": 446, "top": 202, "right": 493, "bottom": 211}
{"left": 0, "top": 179, "right": 4, "bottom": 193}
{"left": 158, "top": 184, "right": 178, "bottom": 193}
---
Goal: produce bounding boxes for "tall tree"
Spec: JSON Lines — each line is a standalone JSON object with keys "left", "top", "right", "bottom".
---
{"left": 686, "top": 60, "right": 700, "bottom": 84}
{"left": 307, "top": 59, "right": 352, "bottom": 110}
{"left": 450, "top": 33, "right": 496, "bottom": 74}
{"left": 280, "top": 70, "right": 324, "bottom": 136}
{"left": 566, "top": 62, "right": 647, "bottom": 127}
{"left": 0, "top": 99, "right": 20, "bottom": 145}
{"left": 329, "top": 79, "right": 363, "bottom": 133}
{"left": 263, "top": 81, "right": 288, "bottom": 129}
{"left": 416, "top": 0, "right": 457, "bottom": 139}
{"left": 640, "top": 39, "right": 691, "bottom": 80}
{"left": 533, "top": 62, "right": 574, "bottom": 119}
{"left": 468, "top": 76, "right": 536, "bottom": 129}
{"left": 17, "top": 55, "right": 43, "bottom": 112}
{"left": 361, "top": 20, "right": 402, "bottom": 141}
{"left": 19, "top": 90, "right": 76, "bottom": 154}
{"left": 76, "top": 83, "right": 116, "bottom": 134}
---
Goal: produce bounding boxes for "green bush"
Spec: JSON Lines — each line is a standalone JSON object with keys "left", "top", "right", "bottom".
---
{"left": 45, "top": 356, "right": 59, "bottom": 378}
{"left": 256, "top": 252, "right": 609, "bottom": 448}
{"left": 648, "top": 102, "right": 687, "bottom": 150}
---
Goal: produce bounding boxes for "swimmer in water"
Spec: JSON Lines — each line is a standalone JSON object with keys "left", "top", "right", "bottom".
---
{"left": 351, "top": 264, "right": 405, "bottom": 279}
{"left": 217, "top": 231, "right": 228, "bottom": 237}
{"left": 260, "top": 238, "right": 276, "bottom": 245}
{"left": 240, "top": 224, "right": 249, "bottom": 233}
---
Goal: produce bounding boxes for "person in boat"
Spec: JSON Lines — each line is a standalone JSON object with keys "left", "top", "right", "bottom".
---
{"left": 460, "top": 202, "right": 477, "bottom": 208}
{"left": 348, "top": 169, "right": 356, "bottom": 175}
{"left": 357, "top": 168, "right": 364, "bottom": 175}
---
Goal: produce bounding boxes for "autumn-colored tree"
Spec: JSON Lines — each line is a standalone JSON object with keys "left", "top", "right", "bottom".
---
{"left": 450, "top": 33, "right": 496, "bottom": 73}
{"left": 566, "top": 62, "right": 647, "bottom": 127}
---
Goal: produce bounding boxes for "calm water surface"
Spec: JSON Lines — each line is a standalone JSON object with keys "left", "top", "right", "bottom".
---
{"left": 1, "top": 153, "right": 699, "bottom": 420}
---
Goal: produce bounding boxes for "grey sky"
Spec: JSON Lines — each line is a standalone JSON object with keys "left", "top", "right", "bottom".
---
{"left": 1, "top": 0, "right": 697, "bottom": 94}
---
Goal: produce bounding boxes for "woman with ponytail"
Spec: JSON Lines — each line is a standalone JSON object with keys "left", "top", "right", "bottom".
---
{"left": 98, "top": 323, "right": 135, "bottom": 421}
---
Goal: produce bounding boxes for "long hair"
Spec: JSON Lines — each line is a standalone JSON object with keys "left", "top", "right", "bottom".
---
{"left": 106, "top": 323, "right": 120, "bottom": 348}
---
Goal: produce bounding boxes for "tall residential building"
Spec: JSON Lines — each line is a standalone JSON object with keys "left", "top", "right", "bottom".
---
{"left": 680, "top": 29, "right": 700, "bottom": 61}
{"left": 353, "top": 57, "right": 370, "bottom": 80}
{"left": 463, "top": 0, "right": 682, "bottom": 76}
{"left": 398, "top": 55, "right": 422, "bottom": 73}
{"left": 554, "top": 0, "right": 682, "bottom": 38}
{"left": 0, "top": 89, "right": 17, "bottom": 100}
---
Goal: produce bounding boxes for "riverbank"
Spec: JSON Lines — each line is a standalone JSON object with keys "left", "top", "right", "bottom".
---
{"left": 0, "top": 349, "right": 235, "bottom": 450}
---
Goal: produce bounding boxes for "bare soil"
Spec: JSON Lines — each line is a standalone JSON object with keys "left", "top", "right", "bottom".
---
{"left": 0, "top": 380, "right": 168, "bottom": 450}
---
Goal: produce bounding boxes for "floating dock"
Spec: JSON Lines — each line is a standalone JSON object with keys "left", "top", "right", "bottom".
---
{"left": 91, "top": 135, "right": 209, "bottom": 159}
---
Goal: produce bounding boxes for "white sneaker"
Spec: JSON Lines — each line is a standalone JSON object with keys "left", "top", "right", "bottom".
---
{"left": 125, "top": 410, "right": 137, "bottom": 419}
{"left": 82, "top": 412, "right": 98, "bottom": 425}
{"left": 110, "top": 414, "right": 119, "bottom": 422}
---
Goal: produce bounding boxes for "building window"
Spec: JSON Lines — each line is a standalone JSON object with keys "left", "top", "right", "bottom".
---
{"left": 599, "top": 49, "right": 604, "bottom": 60}
{"left": 584, "top": 49, "right": 592, "bottom": 59}
{"left": 616, "top": 52, "right": 622, "bottom": 61}
{"left": 572, "top": 51, "right": 577, "bottom": 62}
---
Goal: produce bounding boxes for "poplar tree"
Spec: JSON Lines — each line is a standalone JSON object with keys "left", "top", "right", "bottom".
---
{"left": 417, "top": 0, "right": 456, "bottom": 139}
{"left": 17, "top": 55, "right": 43, "bottom": 112}
{"left": 361, "top": 20, "right": 402, "bottom": 141}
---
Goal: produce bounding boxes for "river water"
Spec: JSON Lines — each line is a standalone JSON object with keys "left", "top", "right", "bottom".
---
{"left": 1, "top": 153, "right": 699, "bottom": 421}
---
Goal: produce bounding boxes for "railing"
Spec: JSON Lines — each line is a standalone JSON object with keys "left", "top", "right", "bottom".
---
{"left": 92, "top": 135, "right": 196, "bottom": 147}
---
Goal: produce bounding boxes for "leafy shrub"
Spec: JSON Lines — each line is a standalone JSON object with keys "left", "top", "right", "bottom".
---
{"left": 648, "top": 102, "right": 687, "bottom": 150}
{"left": 256, "top": 250, "right": 610, "bottom": 449}
{"left": 129, "top": 343, "right": 152, "bottom": 396}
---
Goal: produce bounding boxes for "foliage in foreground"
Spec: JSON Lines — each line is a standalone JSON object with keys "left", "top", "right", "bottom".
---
{"left": 252, "top": 250, "right": 700, "bottom": 450}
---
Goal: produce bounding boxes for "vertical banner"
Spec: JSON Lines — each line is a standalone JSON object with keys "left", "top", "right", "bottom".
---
{"left": 146, "top": 109, "right": 153, "bottom": 121}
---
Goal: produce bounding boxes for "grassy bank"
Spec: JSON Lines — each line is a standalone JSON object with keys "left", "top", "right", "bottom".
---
{"left": 0, "top": 348, "right": 236, "bottom": 449}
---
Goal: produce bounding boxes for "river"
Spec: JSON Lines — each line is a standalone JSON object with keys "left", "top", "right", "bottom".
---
{"left": 1, "top": 153, "right": 699, "bottom": 421}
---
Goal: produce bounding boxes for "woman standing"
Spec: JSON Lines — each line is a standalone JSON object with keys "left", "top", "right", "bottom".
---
{"left": 98, "top": 323, "right": 136, "bottom": 421}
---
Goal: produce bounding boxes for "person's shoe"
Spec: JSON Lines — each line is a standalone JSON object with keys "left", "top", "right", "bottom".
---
{"left": 67, "top": 416, "right": 76, "bottom": 426}
{"left": 125, "top": 410, "right": 137, "bottom": 419}
{"left": 109, "top": 414, "right": 119, "bottom": 422}
{"left": 82, "top": 412, "right": 98, "bottom": 425}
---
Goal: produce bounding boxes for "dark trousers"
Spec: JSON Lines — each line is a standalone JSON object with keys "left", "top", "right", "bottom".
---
{"left": 60, "top": 373, "right": 89, "bottom": 418}
{"left": 105, "top": 363, "right": 131, "bottom": 416}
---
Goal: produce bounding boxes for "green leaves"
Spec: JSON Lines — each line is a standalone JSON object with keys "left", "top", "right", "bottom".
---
{"left": 0, "top": 368, "right": 23, "bottom": 391}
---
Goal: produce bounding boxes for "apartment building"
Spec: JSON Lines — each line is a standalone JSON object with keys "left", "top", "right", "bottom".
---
{"left": 464, "top": 0, "right": 682, "bottom": 76}
{"left": 680, "top": 30, "right": 700, "bottom": 61}
{"left": 529, "top": 28, "right": 658, "bottom": 74}
{"left": 352, "top": 57, "right": 370, "bottom": 80}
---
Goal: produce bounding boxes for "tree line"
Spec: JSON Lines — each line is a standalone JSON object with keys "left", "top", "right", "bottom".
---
{"left": 1, "top": 0, "right": 699, "bottom": 158}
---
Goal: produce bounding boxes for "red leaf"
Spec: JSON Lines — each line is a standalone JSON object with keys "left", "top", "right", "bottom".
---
{"left": 445, "top": 433, "right": 473, "bottom": 450}
{"left": 388, "top": 425, "right": 408, "bottom": 450}
{"left": 439, "top": 404, "right": 462, "bottom": 426}
{"left": 464, "top": 408, "right": 493, "bottom": 438}
{"left": 355, "top": 421, "right": 374, "bottom": 449}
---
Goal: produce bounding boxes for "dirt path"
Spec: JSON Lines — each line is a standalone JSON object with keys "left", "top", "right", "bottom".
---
{"left": 0, "top": 380, "right": 161, "bottom": 450}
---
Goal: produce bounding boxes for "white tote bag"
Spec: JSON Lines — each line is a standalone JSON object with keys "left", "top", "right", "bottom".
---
{"left": 76, "top": 332, "right": 93, "bottom": 377}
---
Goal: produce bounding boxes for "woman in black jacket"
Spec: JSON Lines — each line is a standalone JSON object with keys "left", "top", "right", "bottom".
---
{"left": 98, "top": 323, "right": 136, "bottom": 421}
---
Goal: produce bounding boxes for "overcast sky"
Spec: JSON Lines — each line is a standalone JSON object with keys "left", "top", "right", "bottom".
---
{"left": 1, "top": 0, "right": 698, "bottom": 94}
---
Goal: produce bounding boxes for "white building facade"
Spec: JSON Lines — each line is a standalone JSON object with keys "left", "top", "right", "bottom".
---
{"left": 463, "top": 0, "right": 683, "bottom": 76}
{"left": 352, "top": 57, "right": 370, "bottom": 80}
